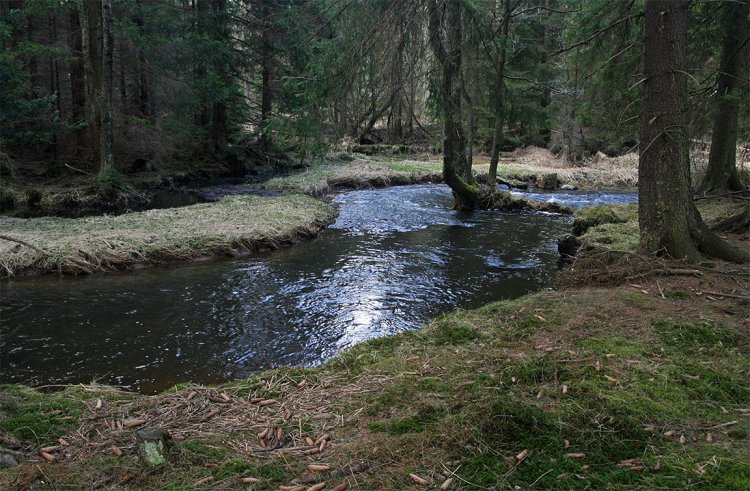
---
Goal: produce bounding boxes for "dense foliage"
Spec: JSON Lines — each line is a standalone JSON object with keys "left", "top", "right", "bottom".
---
{"left": 0, "top": 0, "right": 747, "bottom": 178}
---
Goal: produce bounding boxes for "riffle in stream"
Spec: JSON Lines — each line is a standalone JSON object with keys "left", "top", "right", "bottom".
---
{"left": 0, "top": 184, "right": 636, "bottom": 393}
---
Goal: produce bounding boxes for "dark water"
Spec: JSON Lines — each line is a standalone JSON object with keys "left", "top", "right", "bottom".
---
{"left": 0, "top": 185, "right": 633, "bottom": 393}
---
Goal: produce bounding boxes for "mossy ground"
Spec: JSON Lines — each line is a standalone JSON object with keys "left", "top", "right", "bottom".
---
{"left": 0, "top": 194, "right": 336, "bottom": 277}
{"left": 2, "top": 166, "right": 748, "bottom": 490}
{"left": 2, "top": 270, "right": 748, "bottom": 489}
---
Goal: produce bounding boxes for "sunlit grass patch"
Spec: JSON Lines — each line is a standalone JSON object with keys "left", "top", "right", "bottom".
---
{"left": 0, "top": 194, "right": 336, "bottom": 277}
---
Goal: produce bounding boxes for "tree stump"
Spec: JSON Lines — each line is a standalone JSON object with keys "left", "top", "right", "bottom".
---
{"left": 136, "top": 428, "right": 170, "bottom": 466}
{"left": 539, "top": 173, "right": 558, "bottom": 190}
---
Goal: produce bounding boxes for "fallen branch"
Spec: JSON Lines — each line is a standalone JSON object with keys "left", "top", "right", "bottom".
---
{"left": 0, "top": 235, "right": 49, "bottom": 255}
{"left": 699, "top": 291, "right": 748, "bottom": 300}
{"left": 626, "top": 268, "right": 703, "bottom": 280}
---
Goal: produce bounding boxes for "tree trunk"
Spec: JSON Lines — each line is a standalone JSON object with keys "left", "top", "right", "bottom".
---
{"left": 99, "top": 0, "right": 115, "bottom": 176}
{"left": 135, "top": 0, "right": 150, "bottom": 116}
{"left": 488, "top": 0, "right": 511, "bottom": 187}
{"left": 698, "top": 0, "right": 748, "bottom": 194}
{"left": 210, "top": 0, "right": 228, "bottom": 153}
{"left": 260, "top": 0, "right": 273, "bottom": 151}
{"left": 428, "top": 0, "right": 477, "bottom": 211}
{"left": 639, "top": 0, "right": 748, "bottom": 263}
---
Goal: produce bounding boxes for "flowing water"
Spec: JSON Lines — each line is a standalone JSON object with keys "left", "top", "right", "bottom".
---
{"left": 0, "top": 184, "right": 636, "bottom": 393}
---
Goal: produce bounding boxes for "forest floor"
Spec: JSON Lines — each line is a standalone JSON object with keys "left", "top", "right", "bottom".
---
{"left": 1, "top": 197, "right": 748, "bottom": 490}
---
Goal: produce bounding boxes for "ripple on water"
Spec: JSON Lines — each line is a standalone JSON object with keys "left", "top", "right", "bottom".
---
{"left": 0, "top": 184, "right": 635, "bottom": 393}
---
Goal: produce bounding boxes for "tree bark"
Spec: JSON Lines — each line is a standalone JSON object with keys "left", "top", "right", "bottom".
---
{"left": 260, "top": 0, "right": 273, "bottom": 151}
{"left": 639, "top": 0, "right": 748, "bottom": 263}
{"left": 488, "top": 0, "right": 511, "bottom": 187}
{"left": 699, "top": 0, "right": 749, "bottom": 194}
{"left": 210, "top": 0, "right": 228, "bottom": 153}
{"left": 428, "top": 0, "right": 477, "bottom": 211}
{"left": 79, "top": 0, "right": 114, "bottom": 175}
{"left": 99, "top": 0, "right": 115, "bottom": 176}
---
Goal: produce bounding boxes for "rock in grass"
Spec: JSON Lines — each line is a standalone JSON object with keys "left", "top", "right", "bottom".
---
{"left": 136, "top": 428, "right": 170, "bottom": 466}
{"left": 0, "top": 453, "right": 18, "bottom": 467}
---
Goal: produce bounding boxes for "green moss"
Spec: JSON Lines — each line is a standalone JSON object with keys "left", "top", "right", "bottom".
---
{"left": 430, "top": 318, "right": 481, "bottom": 345}
{"left": 653, "top": 321, "right": 737, "bottom": 351}
{"left": 578, "top": 336, "right": 648, "bottom": 357}
{"left": 663, "top": 289, "right": 693, "bottom": 300}
{"left": 0, "top": 385, "right": 83, "bottom": 445}
{"left": 369, "top": 406, "right": 445, "bottom": 435}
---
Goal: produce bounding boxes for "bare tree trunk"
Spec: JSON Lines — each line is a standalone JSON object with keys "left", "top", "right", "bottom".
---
{"left": 488, "top": 0, "right": 511, "bottom": 187}
{"left": 639, "top": 0, "right": 748, "bottom": 263}
{"left": 70, "top": 7, "right": 86, "bottom": 156}
{"left": 135, "top": 0, "right": 150, "bottom": 116}
{"left": 428, "top": 0, "right": 477, "bottom": 211}
{"left": 99, "top": 0, "right": 115, "bottom": 176}
{"left": 260, "top": 0, "right": 273, "bottom": 151}
{"left": 210, "top": 0, "right": 228, "bottom": 153}
{"left": 699, "top": 0, "right": 748, "bottom": 194}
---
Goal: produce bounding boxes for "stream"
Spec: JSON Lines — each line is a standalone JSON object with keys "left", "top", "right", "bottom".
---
{"left": 0, "top": 184, "right": 637, "bottom": 393}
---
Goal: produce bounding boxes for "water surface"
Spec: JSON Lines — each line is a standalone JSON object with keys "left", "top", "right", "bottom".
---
{"left": 0, "top": 185, "right": 630, "bottom": 393}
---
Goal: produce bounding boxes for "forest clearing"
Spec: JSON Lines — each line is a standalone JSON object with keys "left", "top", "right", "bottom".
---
{"left": 2, "top": 0, "right": 750, "bottom": 489}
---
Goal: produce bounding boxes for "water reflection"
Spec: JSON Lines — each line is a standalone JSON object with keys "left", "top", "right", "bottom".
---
{"left": 0, "top": 184, "right": 622, "bottom": 393}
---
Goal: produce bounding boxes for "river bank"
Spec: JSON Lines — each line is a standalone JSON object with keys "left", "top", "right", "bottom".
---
{"left": 0, "top": 146, "right": 632, "bottom": 278}
{"left": 264, "top": 147, "right": 639, "bottom": 195}
{"left": 1, "top": 195, "right": 748, "bottom": 489}
{"left": 0, "top": 194, "right": 336, "bottom": 278}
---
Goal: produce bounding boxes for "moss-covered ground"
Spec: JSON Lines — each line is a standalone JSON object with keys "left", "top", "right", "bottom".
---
{"left": 1, "top": 173, "right": 747, "bottom": 490}
{"left": 0, "top": 194, "right": 336, "bottom": 277}
{"left": 2, "top": 264, "right": 748, "bottom": 489}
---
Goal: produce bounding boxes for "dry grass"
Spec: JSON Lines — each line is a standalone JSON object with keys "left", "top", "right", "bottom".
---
{"left": 0, "top": 194, "right": 336, "bottom": 277}
{"left": 268, "top": 147, "right": 640, "bottom": 197}
{"left": 265, "top": 159, "right": 445, "bottom": 196}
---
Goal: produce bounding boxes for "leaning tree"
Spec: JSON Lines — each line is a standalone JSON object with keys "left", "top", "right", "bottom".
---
{"left": 427, "top": 0, "right": 478, "bottom": 211}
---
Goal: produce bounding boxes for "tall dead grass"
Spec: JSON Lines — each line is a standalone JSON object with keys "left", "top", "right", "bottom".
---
{"left": 0, "top": 194, "right": 336, "bottom": 277}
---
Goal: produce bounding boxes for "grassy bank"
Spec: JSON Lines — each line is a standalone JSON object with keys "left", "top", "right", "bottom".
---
{"left": 1, "top": 274, "right": 748, "bottom": 489}
{"left": 0, "top": 194, "right": 336, "bottom": 277}
{"left": 266, "top": 148, "right": 640, "bottom": 196}
{"left": 2, "top": 185, "right": 747, "bottom": 489}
